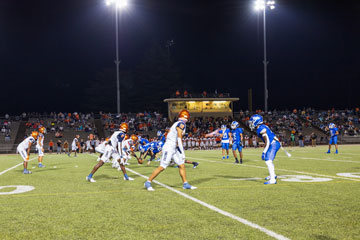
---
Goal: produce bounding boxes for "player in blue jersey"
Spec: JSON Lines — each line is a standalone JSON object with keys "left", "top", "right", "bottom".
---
{"left": 229, "top": 121, "right": 244, "bottom": 164}
{"left": 157, "top": 130, "right": 166, "bottom": 143}
{"left": 206, "top": 125, "right": 231, "bottom": 160}
{"left": 249, "top": 115, "right": 279, "bottom": 184}
{"left": 327, "top": 123, "right": 339, "bottom": 154}
{"left": 143, "top": 140, "right": 164, "bottom": 165}
{"left": 138, "top": 136, "right": 151, "bottom": 159}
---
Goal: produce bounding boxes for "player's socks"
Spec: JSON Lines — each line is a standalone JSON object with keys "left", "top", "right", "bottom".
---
{"left": 144, "top": 181, "right": 154, "bottom": 191}
{"left": 240, "top": 159, "right": 243, "bottom": 164}
{"left": 88, "top": 173, "right": 93, "bottom": 178}
{"left": 335, "top": 150, "right": 338, "bottom": 154}
{"left": 265, "top": 160, "right": 276, "bottom": 183}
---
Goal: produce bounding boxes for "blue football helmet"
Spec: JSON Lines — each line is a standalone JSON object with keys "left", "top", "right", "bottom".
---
{"left": 221, "top": 125, "right": 226, "bottom": 131}
{"left": 329, "top": 123, "right": 335, "bottom": 129}
{"left": 157, "top": 130, "right": 162, "bottom": 137}
{"left": 249, "top": 114, "right": 263, "bottom": 131}
{"left": 231, "top": 121, "right": 239, "bottom": 129}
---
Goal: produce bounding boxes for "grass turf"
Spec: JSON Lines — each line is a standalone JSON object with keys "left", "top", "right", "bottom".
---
{"left": 0, "top": 145, "right": 359, "bottom": 239}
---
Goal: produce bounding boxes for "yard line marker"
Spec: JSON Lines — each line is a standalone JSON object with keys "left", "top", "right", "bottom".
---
{"left": 126, "top": 167, "right": 290, "bottom": 240}
{"left": 0, "top": 157, "right": 37, "bottom": 176}
{"left": 239, "top": 153, "right": 360, "bottom": 163}
{"left": 186, "top": 157, "right": 360, "bottom": 182}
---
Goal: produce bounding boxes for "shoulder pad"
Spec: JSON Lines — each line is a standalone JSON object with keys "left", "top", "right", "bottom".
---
{"left": 177, "top": 122, "right": 186, "bottom": 130}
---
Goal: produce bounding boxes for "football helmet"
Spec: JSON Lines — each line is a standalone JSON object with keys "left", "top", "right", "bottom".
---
{"left": 231, "top": 121, "right": 239, "bottom": 129}
{"left": 329, "top": 123, "right": 335, "bottom": 129}
{"left": 249, "top": 114, "right": 263, "bottom": 131}
{"left": 178, "top": 110, "right": 190, "bottom": 122}
{"left": 130, "top": 134, "right": 138, "bottom": 143}
{"left": 31, "top": 131, "right": 39, "bottom": 139}
{"left": 38, "top": 126, "right": 46, "bottom": 134}
{"left": 119, "top": 123, "right": 129, "bottom": 133}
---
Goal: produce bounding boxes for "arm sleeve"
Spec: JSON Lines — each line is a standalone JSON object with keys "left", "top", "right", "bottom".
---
{"left": 177, "top": 137, "right": 185, "bottom": 156}
{"left": 205, "top": 129, "right": 220, "bottom": 137}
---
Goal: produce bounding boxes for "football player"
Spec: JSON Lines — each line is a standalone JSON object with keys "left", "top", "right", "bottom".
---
{"left": 249, "top": 115, "right": 279, "bottom": 184}
{"left": 17, "top": 131, "right": 39, "bottom": 174}
{"left": 206, "top": 125, "right": 231, "bottom": 160}
{"left": 144, "top": 110, "right": 197, "bottom": 191}
{"left": 119, "top": 134, "right": 143, "bottom": 167}
{"left": 36, "top": 127, "right": 46, "bottom": 168}
{"left": 327, "top": 123, "right": 339, "bottom": 154}
{"left": 86, "top": 123, "right": 132, "bottom": 182}
{"left": 230, "top": 121, "right": 244, "bottom": 164}
{"left": 69, "top": 134, "right": 80, "bottom": 157}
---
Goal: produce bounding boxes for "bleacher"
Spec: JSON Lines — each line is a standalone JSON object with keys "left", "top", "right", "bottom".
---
{"left": 1, "top": 109, "right": 359, "bottom": 153}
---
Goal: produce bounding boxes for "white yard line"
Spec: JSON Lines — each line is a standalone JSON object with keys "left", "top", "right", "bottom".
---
{"left": 0, "top": 157, "right": 37, "bottom": 176}
{"left": 239, "top": 153, "right": 360, "bottom": 163}
{"left": 126, "top": 167, "right": 290, "bottom": 240}
{"left": 186, "top": 157, "right": 360, "bottom": 182}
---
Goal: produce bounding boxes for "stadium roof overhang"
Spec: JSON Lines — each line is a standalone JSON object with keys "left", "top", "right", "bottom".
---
{"left": 164, "top": 98, "right": 239, "bottom": 102}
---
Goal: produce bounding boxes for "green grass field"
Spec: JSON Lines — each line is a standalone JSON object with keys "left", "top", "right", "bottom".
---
{"left": 0, "top": 145, "right": 359, "bottom": 240}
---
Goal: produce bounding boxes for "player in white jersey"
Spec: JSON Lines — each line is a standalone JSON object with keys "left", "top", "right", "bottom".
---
{"left": 86, "top": 123, "right": 134, "bottom": 182}
{"left": 95, "top": 138, "right": 109, "bottom": 161}
{"left": 119, "top": 134, "right": 142, "bottom": 166}
{"left": 144, "top": 110, "right": 197, "bottom": 191}
{"left": 36, "top": 127, "right": 46, "bottom": 168}
{"left": 69, "top": 135, "right": 80, "bottom": 157}
{"left": 17, "top": 131, "right": 39, "bottom": 174}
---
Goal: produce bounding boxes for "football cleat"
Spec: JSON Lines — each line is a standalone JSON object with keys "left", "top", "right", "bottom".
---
{"left": 240, "top": 159, "right": 243, "bottom": 164}
{"left": 23, "top": 169, "right": 32, "bottom": 174}
{"left": 38, "top": 163, "right": 45, "bottom": 168}
{"left": 86, "top": 176, "right": 96, "bottom": 183}
{"left": 265, "top": 176, "right": 278, "bottom": 181}
{"left": 264, "top": 180, "right": 277, "bottom": 185}
{"left": 124, "top": 176, "right": 134, "bottom": 181}
{"left": 234, "top": 159, "right": 239, "bottom": 164}
{"left": 183, "top": 183, "right": 197, "bottom": 190}
{"left": 326, "top": 150, "right": 330, "bottom": 154}
{"left": 144, "top": 181, "right": 154, "bottom": 191}
{"left": 192, "top": 162, "right": 199, "bottom": 168}
{"left": 335, "top": 150, "right": 338, "bottom": 154}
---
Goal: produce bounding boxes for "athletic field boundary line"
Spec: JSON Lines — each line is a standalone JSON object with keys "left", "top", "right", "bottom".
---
{"left": 125, "top": 167, "right": 290, "bottom": 240}
{"left": 186, "top": 157, "right": 360, "bottom": 182}
{"left": 0, "top": 157, "right": 37, "bottom": 176}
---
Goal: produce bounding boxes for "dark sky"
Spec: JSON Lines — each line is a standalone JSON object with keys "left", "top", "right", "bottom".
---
{"left": 1, "top": 0, "right": 359, "bottom": 114}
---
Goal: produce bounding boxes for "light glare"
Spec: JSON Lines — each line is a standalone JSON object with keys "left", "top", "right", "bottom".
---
{"left": 254, "top": 0, "right": 275, "bottom": 11}
{"left": 106, "top": 0, "right": 128, "bottom": 9}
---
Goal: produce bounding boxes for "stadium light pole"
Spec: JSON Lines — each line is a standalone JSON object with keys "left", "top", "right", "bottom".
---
{"left": 254, "top": 0, "right": 275, "bottom": 113}
{"left": 106, "top": 0, "right": 128, "bottom": 115}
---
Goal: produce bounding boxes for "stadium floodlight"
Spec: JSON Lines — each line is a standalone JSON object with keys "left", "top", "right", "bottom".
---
{"left": 105, "top": 0, "right": 129, "bottom": 115}
{"left": 106, "top": 0, "right": 128, "bottom": 9}
{"left": 254, "top": 0, "right": 275, "bottom": 113}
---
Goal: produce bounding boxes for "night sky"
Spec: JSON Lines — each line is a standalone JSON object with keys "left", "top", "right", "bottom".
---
{"left": 1, "top": 0, "right": 359, "bottom": 114}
